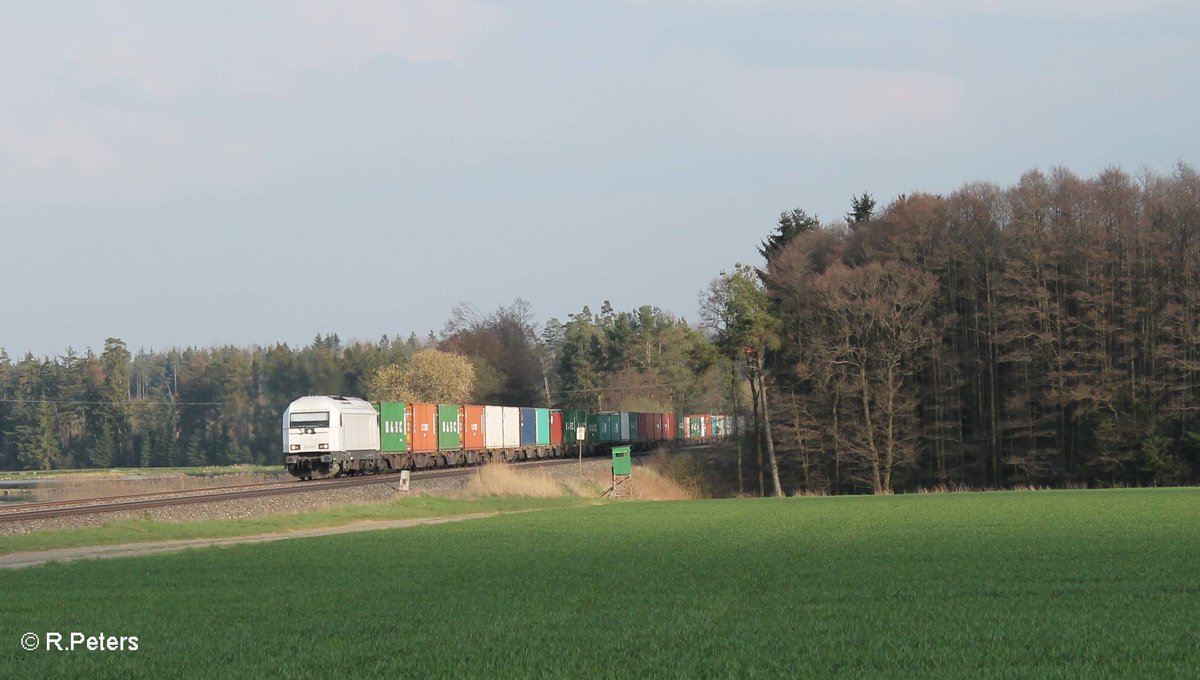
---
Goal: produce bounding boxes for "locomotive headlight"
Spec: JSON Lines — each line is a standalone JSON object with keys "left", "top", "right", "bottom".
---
{"left": 290, "top": 445, "right": 300, "bottom": 451}
{"left": 318, "top": 444, "right": 329, "bottom": 450}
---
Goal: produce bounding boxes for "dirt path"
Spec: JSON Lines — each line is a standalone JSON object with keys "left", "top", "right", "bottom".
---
{"left": 0, "top": 513, "right": 501, "bottom": 570}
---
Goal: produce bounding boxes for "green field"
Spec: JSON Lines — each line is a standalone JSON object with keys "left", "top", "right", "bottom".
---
{"left": 4, "top": 489, "right": 1199, "bottom": 678}
{"left": 0, "top": 496, "right": 594, "bottom": 555}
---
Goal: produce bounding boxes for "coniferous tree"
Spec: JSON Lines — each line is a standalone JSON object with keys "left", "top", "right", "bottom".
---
{"left": 15, "top": 400, "right": 57, "bottom": 470}
{"left": 186, "top": 433, "right": 206, "bottom": 467}
{"left": 100, "top": 338, "right": 132, "bottom": 467}
{"left": 0, "top": 349, "right": 15, "bottom": 469}
{"left": 92, "top": 422, "right": 115, "bottom": 468}
{"left": 846, "top": 192, "right": 877, "bottom": 225}
{"left": 138, "top": 436, "right": 152, "bottom": 468}
{"left": 760, "top": 208, "right": 820, "bottom": 262}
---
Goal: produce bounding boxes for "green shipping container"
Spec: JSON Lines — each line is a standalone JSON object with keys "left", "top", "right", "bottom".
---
{"left": 563, "top": 409, "right": 578, "bottom": 443}
{"left": 564, "top": 409, "right": 587, "bottom": 443}
{"left": 379, "top": 402, "right": 409, "bottom": 452}
{"left": 677, "top": 414, "right": 686, "bottom": 439}
{"left": 625, "top": 412, "right": 639, "bottom": 441}
{"left": 601, "top": 413, "right": 621, "bottom": 442}
{"left": 438, "top": 404, "right": 461, "bottom": 451}
{"left": 587, "top": 413, "right": 599, "bottom": 441}
{"left": 689, "top": 416, "right": 704, "bottom": 438}
{"left": 535, "top": 408, "right": 551, "bottom": 446}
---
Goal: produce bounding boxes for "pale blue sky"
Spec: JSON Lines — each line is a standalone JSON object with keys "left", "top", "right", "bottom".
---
{"left": 2, "top": 1, "right": 1196, "bottom": 358}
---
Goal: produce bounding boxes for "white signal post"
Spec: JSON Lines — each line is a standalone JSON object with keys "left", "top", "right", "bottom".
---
{"left": 577, "top": 426, "right": 587, "bottom": 477}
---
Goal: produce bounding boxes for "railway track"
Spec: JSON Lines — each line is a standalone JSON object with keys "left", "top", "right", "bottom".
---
{"left": 0, "top": 457, "right": 584, "bottom": 524}
{"left": 0, "top": 478, "right": 299, "bottom": 515}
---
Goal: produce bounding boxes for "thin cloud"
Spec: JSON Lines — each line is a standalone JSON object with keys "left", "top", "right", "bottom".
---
{"left": 648, "top": 48, "right": 963, "bottom": 144}
{"left": 0, "top": 2, "right": 504, "bottom": 98}
{"left": 0, "top": 1, "right": 503, "bottom": 199}
{"left": 287, "top": 0, "right": 503, "bottom": 68}
{"left": 905, "top": 0, "right": 1172, "bottom": 17}
{"left": 650, "top": 0, "right": 1173, "bottom": 18}
{"left": 734, "top": 66, "right": 962, "bottom": 140}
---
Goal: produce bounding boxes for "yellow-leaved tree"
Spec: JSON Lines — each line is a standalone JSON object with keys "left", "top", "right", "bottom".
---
{"left": 368, "top": 349, "right": 475, "bottom": 403}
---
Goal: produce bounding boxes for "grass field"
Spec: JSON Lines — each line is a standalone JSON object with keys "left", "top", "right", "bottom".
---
{"left": 0, "top": 495, "right": 595, "bottom": 555}
{"left": 3, "top": 488, "right": 1200, "bottom": 678}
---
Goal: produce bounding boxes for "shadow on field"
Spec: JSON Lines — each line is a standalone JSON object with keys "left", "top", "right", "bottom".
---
{"left": 639, "top": 444, "right": 747, "bottom": 499}
{"left": 460, "top": 457, "right": 699, "bottom": 501}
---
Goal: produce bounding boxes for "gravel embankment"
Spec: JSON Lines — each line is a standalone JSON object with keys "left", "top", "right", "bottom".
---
{"left": 0, "top": 458, "right": 616, "bottom": 536}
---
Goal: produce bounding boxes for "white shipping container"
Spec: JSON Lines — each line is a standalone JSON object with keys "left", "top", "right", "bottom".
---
{"left": 502, "top": 407, "right": 521, "bottom": 448}
{"left": 619, "top": 412, "right": 632, "bottom": 441}
{"left": 484, "top": 406, "right": 505, "bottom": 448}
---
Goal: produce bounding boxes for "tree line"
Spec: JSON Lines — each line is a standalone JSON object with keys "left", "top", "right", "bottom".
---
{"left": 0, "top": 301, "right": 726, "bottom": 470}
{"left": 709, "top": 163, "right": 1200, "bottom": 494}
{"left": 0, "top": 334, "right": 410, "bottom": 470}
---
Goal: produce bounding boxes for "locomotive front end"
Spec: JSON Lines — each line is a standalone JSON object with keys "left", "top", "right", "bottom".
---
{"left": 284, "top": 395, "right": 349, "bottom": 479}
{"left": 282, "top": 395, "right": 382, "bottom": 480}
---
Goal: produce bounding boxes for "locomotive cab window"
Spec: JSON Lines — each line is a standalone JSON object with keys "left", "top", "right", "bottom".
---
{"left": 289, "top": 411, "right": 330, "bottom": 429}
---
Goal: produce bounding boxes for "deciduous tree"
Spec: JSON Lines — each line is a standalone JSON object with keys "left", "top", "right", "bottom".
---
{"left": 369, "top": 350, "right": 475, "bottom": 404}
{"left": 701, "top": 263, "right": 784, "bottom": 496}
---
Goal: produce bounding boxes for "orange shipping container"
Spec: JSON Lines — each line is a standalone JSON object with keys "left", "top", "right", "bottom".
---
{"left": 463, "top": 405, "right": 486, "bottom": 450}
{"left": 411, "top": 403, "right": 439, "bottom": 452}
{"left": 549, "top": 410, "right": 564, "bottom": 446}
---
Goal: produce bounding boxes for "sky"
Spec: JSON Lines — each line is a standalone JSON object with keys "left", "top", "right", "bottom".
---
{"left": 2, "top": 0, "right": 1197, "bottom": 359}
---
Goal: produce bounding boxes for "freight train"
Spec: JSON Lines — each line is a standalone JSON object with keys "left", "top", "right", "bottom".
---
{"left": 282, "top": 395, "right": 730, "bottom": 480}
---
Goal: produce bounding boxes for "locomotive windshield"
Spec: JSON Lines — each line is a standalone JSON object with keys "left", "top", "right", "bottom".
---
{"left": 289, "top": 411, "right": 330, "bottom": 429}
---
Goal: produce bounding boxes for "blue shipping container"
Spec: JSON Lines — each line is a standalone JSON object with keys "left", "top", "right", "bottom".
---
{"left": 520, "top": 407, "right": 537, "bottom": 446}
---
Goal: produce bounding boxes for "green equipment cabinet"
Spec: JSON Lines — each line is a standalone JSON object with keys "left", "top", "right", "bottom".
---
{"left": 610, "top": 445, "right": 633, "bottom": 497}
{"left": 611, "top": 445, "right": 632, "bottom": 476}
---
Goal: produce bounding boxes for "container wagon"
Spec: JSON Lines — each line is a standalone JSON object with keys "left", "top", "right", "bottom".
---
{"left": 284, "top": 395, "right": 732, "bottom": 479}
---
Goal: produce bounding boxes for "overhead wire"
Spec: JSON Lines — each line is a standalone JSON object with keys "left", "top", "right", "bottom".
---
{"left": 0, "top": 398, "right": 225, "bottom": 406}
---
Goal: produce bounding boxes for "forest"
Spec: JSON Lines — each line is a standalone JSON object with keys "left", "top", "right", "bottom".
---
{"left": 4, "top": 163, "right": 1200, "bottom": 495}
{"left": 737, "top": 163, "right": 1200, "bottom": 494}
